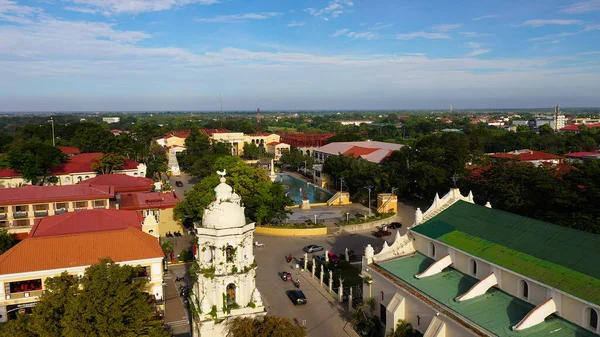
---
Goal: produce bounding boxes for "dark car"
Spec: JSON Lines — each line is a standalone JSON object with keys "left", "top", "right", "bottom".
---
{"left": 175, "top": 181, "right": 183, "bottom": 187}
{"left": 373, "top": 230, "right": 392, "bottom": 237}
{"left": 303, "top": 245, "right": 324, "bottom": 253}
{"left": 389, "top": 222, "right": 402, "bottom": 229}
{"left": 288, "top": 290, "right": 307, "bottom": 305}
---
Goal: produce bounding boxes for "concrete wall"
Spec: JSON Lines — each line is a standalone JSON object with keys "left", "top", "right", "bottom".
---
{"left": 255, "top": 226, "right": 327, "bottom": 237}
{"left": 340, "top": 214, "right": 400, "bottom": 234}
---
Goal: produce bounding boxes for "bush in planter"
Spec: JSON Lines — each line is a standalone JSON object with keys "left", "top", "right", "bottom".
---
{"left": 179, "top": 249, "right": 193, "bottom": 262}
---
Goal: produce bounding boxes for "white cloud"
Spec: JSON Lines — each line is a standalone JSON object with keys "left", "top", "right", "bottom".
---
{"left": 332, "top": 28, "right": 349, "bottom": 37}
{"left": 404, "top": 53, "right": 426, "bottom": 56}
{"left": 460, "top": 32, "right": 489, "bottom": 38}
{"left": 467, "top": 42, "right": 482, "bottom": 49}
{"left": 467, "top": 49, "right": 491, "bottom": 57}
{"left": 584, "top": 24, "right": 600, "bottom": 31}
{"left": 197, "top": 12, "right": 281, "bottom": 23}
{"left": 304, "top": 0, "right": 353, "bottom": 19}
{"left": 396, "top": 32, "right": 450, "bottom": 40}
{"left": 433, "top": 24, "right": 463, "bottom": 32}
{"left": 473, "top": 15, "right": 499, "bottom": 21}
{"left": 347, "top": 31, "right": 377, "bottom": 40}
{"left": 560, "top": 0, "right": 600, "bottom": 14}
{"left": 0, "top": 0, "right": 42, "bottom": 24}
{"left": 63, "top": 6, "right": 100, "bottom": 14}
{"left": 520, "top": 19, "right": 582, "bottom": 27}
{"left": 528, "top": 32, "right": 578, "bottom": 41}
{"left": 63, "top": 0, "right": 219, "bottom": 15}
{"left": 287, "top": 21, "right": 304, "bottom": 27}
{"left": 369, "top": 22, "right": 394, "bottom": 31}
{"left": 551, "top": 40, "right": 560, "bottom": 44}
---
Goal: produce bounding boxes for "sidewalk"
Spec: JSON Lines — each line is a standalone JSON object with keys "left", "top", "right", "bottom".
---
{"left": 298, "top": 268, "right": 361, "bottom": 337}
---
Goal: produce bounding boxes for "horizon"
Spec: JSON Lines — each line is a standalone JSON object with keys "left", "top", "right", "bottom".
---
{"left": 1, "top": 0, "right": 599, "bottom": 111}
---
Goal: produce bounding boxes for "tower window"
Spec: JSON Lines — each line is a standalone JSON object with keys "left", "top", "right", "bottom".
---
{"left": 588, "top": 308, "right": 598, "bottom": 330}
{"left": 226, "top": 245, "right": 234, "bottom": 263}
{"left": 226, "top": 283, "right": 236, "bottom": 305}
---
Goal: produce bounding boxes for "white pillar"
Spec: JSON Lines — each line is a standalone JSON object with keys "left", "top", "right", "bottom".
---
{"left": 338, "top": 278, "right": 344, "bottom": 302}
{"left": 328, "top": 270, "right": 333, "bottom": 294}
{"left": 303, "top": 253, "right": 308, "bottom": 270}
{"left": 319, "top": 265, "right": 324, "bottom": 286}
{"left": 345, "top": 248, "right": 349, "bottom": 262}
{"left": 325, "top": 250, "right": 329, "bottom": 262}
{"left": 311, "top": 259, "right": 316, "bottom": 279}
{"left": 348, "top": 287, "right": 353, "bottom": 311}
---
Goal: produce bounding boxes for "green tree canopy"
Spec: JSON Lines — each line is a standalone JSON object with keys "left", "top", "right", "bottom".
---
{"left": 5, "top": 141, "right": 66, "bottom": 184}
{"left": 0, "top": 229, "right": 15, "bottom": 255}
{"left": 92, "top": 153, "right": 126, "bottom": 174}
{"left": 0, "top": 259, "right": 170, "bottom": 337}
{"left": 226, "top": 316, "right": 306, "bottom": 337}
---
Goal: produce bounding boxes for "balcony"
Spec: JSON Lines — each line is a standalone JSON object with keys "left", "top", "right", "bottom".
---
{"left": 54, "top": 208, "right": 68, "bottom": 215}
{"left": 6, "top": 290, "right": 43, "bottom": 300}
{"left": 34, "top": 210, "right": 48, "bottom": 217}
{"left": 0, "top": 213, "right": 6, "bottom": 220}
{"left": 12, "top": 211, "right": 28, "bottom": 219}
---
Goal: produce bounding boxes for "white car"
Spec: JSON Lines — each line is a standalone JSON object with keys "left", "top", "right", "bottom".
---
{"left": 303, "top": 245, "right": 324, "bottom": 253}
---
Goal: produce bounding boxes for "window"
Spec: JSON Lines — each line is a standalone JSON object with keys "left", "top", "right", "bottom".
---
{"left": 469, "top": 259, "right": 477, "bottom": 277}
{"left": 428, "top": 242, "right": 436, "bottom": 258}
{"left": 8, "top": 279, "right": 42, "bottom": 294}
{"left": 587, "top": 308, "right": 599, "bottom": 330}
{"left": 77, "top": 176, "right": 83, "bottom": 182}
{"left": 520, "top": 279, "right": 529, "bottom": 300}
{"left": 226, "top": 283, "right": 236, "bottom": 305}
{"left": 379, "top": 303, "right": 387, "bottom": 325}
{"left": 75, "top": 201, "right": 87, "bottom": 209}
{"left": 226, "top": 245, "right": 234, "bottom": 263}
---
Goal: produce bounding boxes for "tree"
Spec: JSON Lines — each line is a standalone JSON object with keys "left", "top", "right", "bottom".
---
{"left": 0, "top": 229, "right": 16, "bottom": 255}
{"left": 226, "top": 316, "right": 306, "bottom": 337}
{"left": 280, "top": 149, "right": 312, "bottom": 171}
{"left": 70, "top": 123, "right": 114, "bottom": 153}
{"left": 351, "top": 298, "right": 380, "bottom": 337}
{"left": 5, "top": 141, "right": 66, "bottom": 185}
{"left": 387, "top": 320, "right": 420, "bottom": 337}
{"left": 92, "top": 153, "right": 126, "bottom": 174}
{"left": 242, "top": 143, "right": 261, "bottom": 160}
{"left": 0, "top": 259, "right": 170, "bottom": 337}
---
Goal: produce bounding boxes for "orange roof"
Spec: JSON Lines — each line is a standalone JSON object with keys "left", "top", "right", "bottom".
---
{"left": 165, "top": 129, "right": 191, "bottom": 138}
{"left": 560, "top": 123, "right": 600, "bottom": 131}
{"left": 267, "top": 141, "right": 281, "bottom": 146}
{"left": 29, "top": 209, "right": 143, "bottom": 238}
{"left": 246, "top": 133, "right": 274, "bottom": 137}
{"left": 0, "top": 227, "right": 163, "bottom": 275}
{"left": 201, "top": 128, "right": 231, "bottom": 136}
{"left": 119, "top": 191, "right": 180, "bottom": 210}
{"left": 58, "top": 146, "right": 80, "bottom": 155}
{"left": 80, "top": 174, "right": 154, "bottom": 193}
{"left": 0, "top": 184, "right": 113, "bottom": 206}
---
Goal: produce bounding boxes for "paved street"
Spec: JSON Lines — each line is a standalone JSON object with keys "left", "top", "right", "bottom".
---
{"left": 164, "top": 265, "right": 192, "bottom": 337}
{"left": 254, "top": 233, "right": 392, "bottom": 337}
{"left": 169, "top": 172, "right": 197, "bottom": 199}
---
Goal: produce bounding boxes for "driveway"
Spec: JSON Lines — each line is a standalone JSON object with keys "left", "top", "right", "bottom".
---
{"left": 169, "top": 173, "right": 197, "bottom": 199}
{"left": 254, "top": 233, "right": 392, "bottom": 337}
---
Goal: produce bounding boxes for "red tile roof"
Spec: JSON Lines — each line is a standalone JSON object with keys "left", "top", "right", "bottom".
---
{"left": 0, "top": 184, "right": 113, "bottom": 206}
{"left": 490, "top": 150, "right": 562, "bottom": 161}
{"left": 51, "top": 153, "right": 140, "bottom": 175}
{"left": 564, "top": 152, "right": 600, "bottom": 159}
{"left": 0, "top": 168, "right": 21, "bottom": 178}
{"left": 165, "top": 129, "right": 191, "bottom": 138}
{"left": 246, "top": 133, "right": 275, "bottom": 136}
{"left": 29, "top": 209, "right": 143, "bottom": 238}
{"left": 560, "top": 123, "right": 600, "bottom": 131}
{"left": 0, "top": 227, "right": 163, "bottom": 274}
{"left": 80, "top": 174, "right": 154, "bottom": 193}
{"left": 267, "top": 141, "right": 282, "bottom": 146}
{"left": 343, "top": 146, "right": 379, "bottom": 158}
{"left": 58, "top": 146, "right": 80, "bottom": 155}
{"left": 119, "top": 191, "right": 180, "bottom": 210}
{"left": 200, "top": 128, "right": 231, "bottom": 136}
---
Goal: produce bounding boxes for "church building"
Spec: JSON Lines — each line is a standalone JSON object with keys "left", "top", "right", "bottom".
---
{"left": 361, "top": 188, "right": 600, "bottom": 337}
{"left": 190, "top": 172, "right": 266, "bottom": 337}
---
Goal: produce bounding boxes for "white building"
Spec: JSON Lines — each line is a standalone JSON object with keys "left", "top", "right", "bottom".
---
{"left": 313, "top": 140, "right": 404, "bottom": 164}
{"left": 190, "top": 172, "right": 266, "bottom": 337}
{"left": 361, "top": 189, "right": 600, "bottom": 337}
{"left": 102, "top": 117, "right": 120, "bottom": 123}
{"left": 338, "top": 120, "right": 374, "bottom": 126}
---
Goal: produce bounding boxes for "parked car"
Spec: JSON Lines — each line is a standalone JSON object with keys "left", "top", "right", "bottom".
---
{"left": 328, "top": 252, "right": 340, "bottom": 263}
{"left": 389, "top": 222, "right": 402, "bottom": 229}
{"left": 373, "top": 229, "right": 392, "bottom": 237}
{"left": 175, "top": 181, "right": 183, "bottom": 187}
{"left": 303, "top": 245, "right": 324, "bottom": 253}
{"left": 315, "top": 254, "right": 326, "bottom": 262}
{"left": 288, "top": 290, "right": 307, "bottom": 305}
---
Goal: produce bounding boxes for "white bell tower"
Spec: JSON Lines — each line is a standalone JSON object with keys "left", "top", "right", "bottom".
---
{"left": 191, "top": 171, "right": 265, "bottom": 337}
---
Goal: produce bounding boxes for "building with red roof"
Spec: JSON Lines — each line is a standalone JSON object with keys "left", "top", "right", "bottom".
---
{"left": 279, "top": 133, "right": 335, "bottom": 156}
{"left": 489, "top": 149, "right": 562, "bottom": 166}
{"left": 0, "top": 227, "right": 165, "bottom": 322}
{"left": 0, "top": 153, "right": 146, "bottom": 188}
{"left": 560, "top": 123, "right": 600, "bottom": 132}
{"left": 79, "top": 174, "right": 154, "bottom": 193}
{"left": 564, "top": 152, "right": 600, "bottom": 163}
{"left": 314, "top": 141, "right": 404, "bottom": 164}
{"left": 118, "top": 192, "right": 181, "bottom": 236}
{"left": 29, "top": 209, "right": 143, "bottom": 238}
{"left": 0, "top": 184, "right": 114, "bottom": 236}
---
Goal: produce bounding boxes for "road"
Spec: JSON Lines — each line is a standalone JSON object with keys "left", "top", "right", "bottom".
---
{"left": 254, "top": 232, "right": 394, "bottom": 337}
{"left": 169, "top": 172, "right": 197, "bottom": 199}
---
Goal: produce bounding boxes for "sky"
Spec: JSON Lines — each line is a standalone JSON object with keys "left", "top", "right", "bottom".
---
{"left": 1, "top": 0, "right": 600, "bottom": 111}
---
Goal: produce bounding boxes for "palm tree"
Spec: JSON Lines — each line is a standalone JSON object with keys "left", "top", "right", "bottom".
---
{"left": 387, "top": 319, "right": 419, "bottom": 337}
{"left": 160, "top": 240, "right": 174, "bottom": 256}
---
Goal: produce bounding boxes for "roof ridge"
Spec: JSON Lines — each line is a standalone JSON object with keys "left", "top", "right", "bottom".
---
{"left": 126, "top": 227, "right": 164, "bottom": 255}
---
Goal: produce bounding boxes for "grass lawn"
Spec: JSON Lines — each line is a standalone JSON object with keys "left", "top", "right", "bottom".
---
{"left": 313, "top": 259, "right": 362, "bottom": 289}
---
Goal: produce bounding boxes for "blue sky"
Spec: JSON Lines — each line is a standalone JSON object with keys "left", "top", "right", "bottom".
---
{"left": 1, "top": 0, "right": 599, "bottom": 111}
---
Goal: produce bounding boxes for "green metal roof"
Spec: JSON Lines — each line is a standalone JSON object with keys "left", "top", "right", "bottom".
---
{"left": 377, "top": 253, "right": 597, "bottom": 337}
{"left": 411, "top": 200, "right": 600, "bottom": 306}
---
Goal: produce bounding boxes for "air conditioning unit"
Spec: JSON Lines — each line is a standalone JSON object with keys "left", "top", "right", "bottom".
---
{"left": 5, "top": 294, "right": 10, "bottom": 300}
{"left": 24, "top": 292, "right": 30, "bottom": 298}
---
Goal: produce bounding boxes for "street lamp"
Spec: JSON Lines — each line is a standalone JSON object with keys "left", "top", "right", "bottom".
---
{"left": 346, "top": 212, "right": 349, "bottom": 222}
{"left": 314, "top": 214, "right": 318, "bottom": 224}
{"left": 162, "top": 281, "right": 167, "bottom": 322}
{"left": 391, "top": 187, "right": 398, "bottom": 196}
{"left": 364, "top": 185, "right": 373, "bottom": 217}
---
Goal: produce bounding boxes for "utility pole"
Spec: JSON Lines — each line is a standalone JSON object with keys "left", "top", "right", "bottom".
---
{"left": 339, "top": 178, "right": 345, "bottom": 205}
{"left": 48, "top": 117, "right": 55, "bottom": 147}
{"left": 364, "top": 185, "right": 373, "bottom": 217}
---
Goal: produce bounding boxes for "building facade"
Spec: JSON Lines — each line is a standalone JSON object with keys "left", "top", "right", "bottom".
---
{"left": 0, "top": 184, "right": 113, "bottom": 236}
{"left": 118, "top": 191, "right": 181, "bottom": 236}
{"left": 361, "top": 189, "right": 600, "bottom": 337}
{"left": 190, "top": 173, "right": 265, "bottom": 337}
